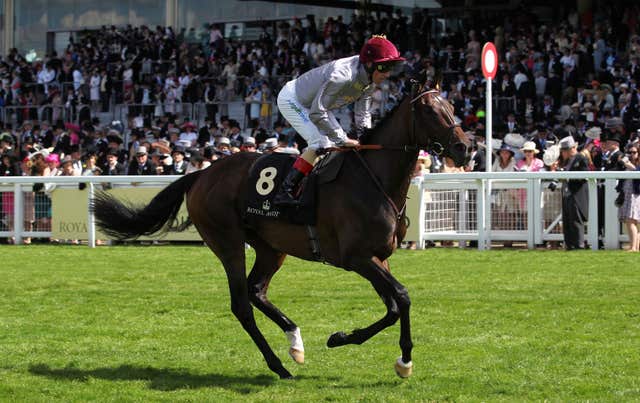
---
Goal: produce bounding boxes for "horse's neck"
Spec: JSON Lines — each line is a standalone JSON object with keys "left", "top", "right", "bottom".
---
{"left": 362, "top": 99, "right": 418, "bottom": 207}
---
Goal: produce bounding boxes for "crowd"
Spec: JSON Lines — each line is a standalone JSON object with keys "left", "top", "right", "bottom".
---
{"left": 1, "top": 3, "right": 640, "bottom": 248}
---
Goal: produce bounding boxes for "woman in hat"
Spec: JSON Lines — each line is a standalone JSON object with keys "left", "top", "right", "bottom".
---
{"left": 617, "top": 144, "right": 640, "bottom": 252}
{"left": 492, "top": 143, "right": 516, "bottom": 172}
{"left": 516, "top": 141, "right": 544, "bottom": 172}
{"left": 273, "top": 35, "right": 405, "bottom": 205}
{"left": 1, "top": 151, "right": 21, "bottom": 243}
{"left": 492, "top": 143, "right": 518, "bottom": 245}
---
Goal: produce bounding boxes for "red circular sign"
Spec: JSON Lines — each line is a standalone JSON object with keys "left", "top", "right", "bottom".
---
{"left": 481, "top": 42, "right": 498, "bottom": 80}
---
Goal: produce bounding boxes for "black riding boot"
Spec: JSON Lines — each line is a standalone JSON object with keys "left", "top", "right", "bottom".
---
{"left": 273, "top": 168, "right": 306, "bottom": 206}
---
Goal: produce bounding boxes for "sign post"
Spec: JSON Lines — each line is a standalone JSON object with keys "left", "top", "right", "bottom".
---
{"left": 480, "top": 42, "right": 498, "bottom": 250}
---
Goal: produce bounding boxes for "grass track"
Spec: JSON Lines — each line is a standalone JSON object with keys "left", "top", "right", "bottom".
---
{"left": 0, "top": 245, "right": 639, "bottom": 402}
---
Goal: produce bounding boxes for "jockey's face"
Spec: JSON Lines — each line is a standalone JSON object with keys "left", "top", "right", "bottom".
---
{"left": 372, "top": 69, "right": 391, "bottom": 84}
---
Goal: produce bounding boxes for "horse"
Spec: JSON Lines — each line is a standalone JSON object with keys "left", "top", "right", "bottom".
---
{"left": 91, "top": 85, "right": 470, "bottom": 379}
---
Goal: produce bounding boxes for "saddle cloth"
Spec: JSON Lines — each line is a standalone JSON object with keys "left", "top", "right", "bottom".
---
{"left": 244, "top": 151, "right": 346, "bottom": 226}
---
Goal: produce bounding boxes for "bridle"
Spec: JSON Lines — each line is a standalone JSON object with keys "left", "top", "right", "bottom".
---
{"left": 408, "top": 81, "right": 463, "bottom": 157}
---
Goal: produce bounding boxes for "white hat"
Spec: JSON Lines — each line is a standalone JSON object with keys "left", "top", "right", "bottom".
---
{"left": 559, "top": 136, "right": 577, "bottom": 150}
{"left": 217, "top": 137, "right": 231, "bottom": 145}
{"left": 504, "top": 133, "right": 526, "bottom": 148}
{"left": 585, "top": 126, "right": 601, "bottom": 140}
{"left": 243, "top": 136, "right": 256, "bottom": 145}
{"left": 264, "top": 138, "right": 278, "bottom": 149}
{"left": 136, "top": 146, "right": 148, "bottom": 155}
{"left": 543, "top": 145, "right": 560, "bottom": 166}
{"left": 520, "top": 141, "right": 539, "bottom": 153}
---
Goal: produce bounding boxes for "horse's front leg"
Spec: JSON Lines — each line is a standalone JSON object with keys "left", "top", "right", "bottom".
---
{"left": 327, "top": 257, "right": 413, "bottom": 377}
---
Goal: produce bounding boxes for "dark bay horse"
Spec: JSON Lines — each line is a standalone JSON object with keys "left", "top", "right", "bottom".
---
{"left": 92, "top": 87, "right": 469, "bottom": 379}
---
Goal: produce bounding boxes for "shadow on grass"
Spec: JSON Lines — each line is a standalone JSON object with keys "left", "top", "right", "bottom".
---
{"left": 29, "top": 363, "right": 278, "bottom": 393}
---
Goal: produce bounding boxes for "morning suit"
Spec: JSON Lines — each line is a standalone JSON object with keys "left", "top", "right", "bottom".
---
{"left": 561, "top": 153, "right": 590, "bottom": 249}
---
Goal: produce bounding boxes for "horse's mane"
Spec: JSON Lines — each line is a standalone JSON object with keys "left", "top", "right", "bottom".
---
{"left": 358, "top": 94, "right": 408, "bottom": 145}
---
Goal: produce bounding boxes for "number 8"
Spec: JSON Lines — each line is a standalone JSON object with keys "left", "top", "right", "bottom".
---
{"left": 256, "top": 167, "right": 278, "bottom": 195}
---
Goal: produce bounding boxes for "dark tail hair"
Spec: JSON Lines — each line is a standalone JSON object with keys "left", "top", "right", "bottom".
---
{"left": 90, "top": 171, "right": 203, "bottom": 240}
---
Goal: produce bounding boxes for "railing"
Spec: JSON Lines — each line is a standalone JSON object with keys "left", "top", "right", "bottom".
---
{"left": 0, "top": 176, "right": 179, "bottom": 247}
{"left": 413, "top": 171, "right": 640, "bottom": 250}
{"left": 0, "top": 103, "right": 92, "bottom": 127}
{"left": 2, "top": 171, "right": 639, "bottom": 249}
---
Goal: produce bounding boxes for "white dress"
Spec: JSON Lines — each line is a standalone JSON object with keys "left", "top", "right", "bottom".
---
{"left": 90, "top": 74, "right": 101, "bottom": 101}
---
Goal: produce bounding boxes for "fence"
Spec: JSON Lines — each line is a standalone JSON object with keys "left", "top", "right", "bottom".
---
{"left": 1, "top": 171, "right": 639, "bottom": 249}
{"left": 112, "top": 100, "right": 279, "bottom": 132}
{"left": 414, "top": 170, "right": 640, "bottom": 250}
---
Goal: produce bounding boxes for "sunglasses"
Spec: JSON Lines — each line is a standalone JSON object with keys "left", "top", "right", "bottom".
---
{"left": 375, "top": 63, "right": 396, "bottom": 73}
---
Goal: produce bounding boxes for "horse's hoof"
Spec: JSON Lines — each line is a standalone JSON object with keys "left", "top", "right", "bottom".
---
{"left": 394, "top": 357, "right": 413, "bottom": 378}
{"left": 289, "top": 348, "right": 305, "bottom": 364}
{"left": 277, "top": 369, "right": 294, "bottom": 379}
{"left": 327, "top": 331, "right": 348, "bottom": 348}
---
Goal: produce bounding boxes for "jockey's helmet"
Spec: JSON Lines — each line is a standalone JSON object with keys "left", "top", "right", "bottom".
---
{"left": 359, "top": 35, "right": 405, "bottom": 72}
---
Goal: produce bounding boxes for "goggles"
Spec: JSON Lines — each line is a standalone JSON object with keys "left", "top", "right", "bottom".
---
{"left": 374, "top": 61, "right": 400, "bottom": 73}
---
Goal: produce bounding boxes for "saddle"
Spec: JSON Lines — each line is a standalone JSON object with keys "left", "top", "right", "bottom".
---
{"left": 244, "top": 151, "right": 346, "bottom": 226}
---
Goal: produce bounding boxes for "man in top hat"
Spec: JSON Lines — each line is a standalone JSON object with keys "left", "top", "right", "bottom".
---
{"left": 0, "top": 132, "right": 15, "bottom": 154}
{"left": 171, "top": 146, "right": 188, "bottom": 175}
{"left": 602, "top": 131, "right": 626, "bottom": 172}
{"left": 127, "top": 146, "right": 157, "bottom": 175}
{"left": 103, "top": 148, "right": 126, "bottom": 175}
{"left": 556, "top": 135, "right": 590, "bottom": 250}
{"left": 228, "top": 120, "right": 245, "bottom": 147}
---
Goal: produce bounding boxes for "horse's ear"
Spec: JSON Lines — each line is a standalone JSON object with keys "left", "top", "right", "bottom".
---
{"left": 409, "top": 79, "right": 421, "bottom": 98}
{"left": 434, "top": 69, "right": 443, "bottom": 92}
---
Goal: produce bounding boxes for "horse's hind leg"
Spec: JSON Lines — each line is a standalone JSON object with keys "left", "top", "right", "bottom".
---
{"left": 247, "top": 238, "right": 304, "bottom": 364}
{"left": 202, "top": 233, "right": 292, "bottom": 379}
{"left": 327, "top": 257, "right": 413, "bottom": 377}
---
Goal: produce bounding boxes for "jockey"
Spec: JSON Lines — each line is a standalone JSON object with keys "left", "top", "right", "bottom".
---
{"left": 273, "top": 35, "right": 405, "bottom": 205}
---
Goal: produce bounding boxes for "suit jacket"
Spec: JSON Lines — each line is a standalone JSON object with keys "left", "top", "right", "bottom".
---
{"left": 562, "top": 153, "right": 589, "bottom": 220}
{"left": 127, "top": 159, "right": 157, "bottom": 175}
{"left": 103, "top": 162, "right": 126, "bottom": 175}
{"left": 603, "top": 149, "right": 625, "bottom": 172}
{"left": 172, "top": 161, "right": 188, "bottom": 175}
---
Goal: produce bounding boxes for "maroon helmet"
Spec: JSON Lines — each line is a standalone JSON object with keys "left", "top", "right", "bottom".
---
{"left": 359, "top": 35, "right": 405, "bottom": 65}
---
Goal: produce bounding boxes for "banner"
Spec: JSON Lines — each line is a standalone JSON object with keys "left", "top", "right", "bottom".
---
{"left": 404, "top": 182, "right": 422, "bottom": 242}
{"left": 51, "top": 186, "right": 201, "bottom": 241}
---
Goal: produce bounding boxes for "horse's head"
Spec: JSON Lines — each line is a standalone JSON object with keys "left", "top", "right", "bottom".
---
{"left": 410, "top": 85, "right": 470, "bottom": 167}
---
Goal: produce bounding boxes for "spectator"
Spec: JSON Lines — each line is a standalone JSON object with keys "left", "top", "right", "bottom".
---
{"left": 554, "top": 136, "right": 590, "bottom": 250}
{"left": 171, "top": 147, "right": 188, "bottom": 174}
{"left": 103, "top": 148, "right": 126, "bottom": 175}
{"left": 127, "top": 146, "right": 157, "bottom": 175}
{"left": 617, "top": 143, "right": 640, "bottom": 252}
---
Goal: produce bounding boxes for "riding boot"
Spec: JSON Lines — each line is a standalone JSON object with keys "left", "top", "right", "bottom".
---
{"left": 273, "top": 155, "right": 315, "bottom": 206}
{"left": 273, "top": 168, "right": 306, "bottom": 206}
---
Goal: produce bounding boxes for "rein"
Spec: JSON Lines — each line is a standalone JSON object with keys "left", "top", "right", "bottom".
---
{"left": 351, "top": 149, "right": 406, "bottom": 221}
{"left": 314, "top": 85, "right": 463, "bottom": 222}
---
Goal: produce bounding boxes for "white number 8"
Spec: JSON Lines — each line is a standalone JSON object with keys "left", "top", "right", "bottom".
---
{"left": 256, "top": 167, "right": 278, "bottom": 195}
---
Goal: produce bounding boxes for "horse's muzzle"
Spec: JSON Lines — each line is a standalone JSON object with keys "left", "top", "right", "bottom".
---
{"left": 449, "top": 141, "right": 468, "bottom": 167}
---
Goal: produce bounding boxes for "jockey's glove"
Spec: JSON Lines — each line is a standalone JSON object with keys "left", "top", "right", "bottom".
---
{"left": 327, "top": 128, "right": 349, "bottom": 145}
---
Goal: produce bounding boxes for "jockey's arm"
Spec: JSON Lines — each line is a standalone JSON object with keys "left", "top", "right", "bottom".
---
{"left": 309, "top": 76, "right": 349, "bottom": 144}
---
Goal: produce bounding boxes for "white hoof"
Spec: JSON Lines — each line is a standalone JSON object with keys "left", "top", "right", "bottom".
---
{"left": 286, "top": 328, "right": 305, "bottom": 365}
{"left": 394, "top": 357, "right": 413, "bottom": 378}
{"left": 289, "top": 348, "right": 305, "bottom": 364}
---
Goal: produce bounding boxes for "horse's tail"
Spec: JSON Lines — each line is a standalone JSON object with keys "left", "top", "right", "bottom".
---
{"left": 90, "top": 170, "right": 204, "bottom": 240}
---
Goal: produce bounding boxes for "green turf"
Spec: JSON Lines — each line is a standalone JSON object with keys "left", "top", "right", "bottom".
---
{"left": 0, "top": 245, "right": 638, "bottom": 402}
